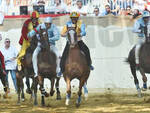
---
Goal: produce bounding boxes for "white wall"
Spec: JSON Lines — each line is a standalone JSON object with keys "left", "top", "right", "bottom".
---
{"left": 0, "top": 25, "right": 148, "bottom": 90}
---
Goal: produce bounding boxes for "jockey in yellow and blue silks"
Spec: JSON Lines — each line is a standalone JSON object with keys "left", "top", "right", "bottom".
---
{"left": 17, "top": 11, "right": 40, "bottom": 71}
{"left": 28, "top": 17, "right": 61, "bottom": 78}
{"left": 133, "top": 11, "right": 150, "bottom": 69}
{"left": 60, "top": 12, "right": 94, "bottom": 74}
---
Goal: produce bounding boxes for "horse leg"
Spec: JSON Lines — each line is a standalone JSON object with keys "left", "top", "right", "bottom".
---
{"left": 50, "top": 78, "right": 55, "bottom": 96}
{"left": 130, "top": 65, "right": 142, "bottom": 98}
{"left": 26, "top": 77, "right": 32, "bottom": 94}
{"left": 55, "top": 77, "right": 61, "bottom": 100}
{"left": 33, "top": 77, "right": 38, "bottom": 106}
{"left": 16, "top": 73, "right": 21, "bottom": 104}
{"left": 21, "top": 77, "right": 25, "bottom": 102}
{"left": 1, "top": 75, "right": 9, "bottom": 99}
{"left": 139, "top": 68, "right": 147, "bottom": 91}
{"left": 83, "top": 82, "right": 88, "bottom": 100}
{"left": 30, "top": 81, "right": 34, "bottom": 102}
{"left": 76, "top": 78, "right": 85, "bottom": 107}
{"left": 65, "top": 77, "right": 71, "bottom": 106}
{"left": 38, "top": 76, "right": 47, "bottom": 106}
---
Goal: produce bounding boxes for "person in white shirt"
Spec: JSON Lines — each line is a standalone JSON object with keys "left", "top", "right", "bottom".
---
{"left": 0, "top": 0, "right": 5, "bottom": 24}
{"left": 53, "top": 0, "right": 68, "bottom": 14}
{"left": 71, "top": 0, "right": 87, "bottom": 16}
{"left": 1, "top": 38, "right": 18, "bottom": 92}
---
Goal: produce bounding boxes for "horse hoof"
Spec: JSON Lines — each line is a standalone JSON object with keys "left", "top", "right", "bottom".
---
{"left": 76, "top": 103, "right": 80, "bottom": 108}
{"left": 44, "top": 92, "right": 49, "bottom": 97}
{"left": 137, "top": 91, "right": 142, "bottom": 98}
{"left": 41, "top": 103, "right": 45, "bottom": 107}
{"left": 56, "top": 95, "right": 61, "bottom": 100}
{"left": 3, "top": 94, "right": 8, "bottom": 99}
{"left": 21, "top": 98, "right": 25, "bottom": 102}
{"left": 65, "top": 99, "right": 70, "bottom": 106}
{"left": 142, "top": 87, "right": 147, "bottom": 91}
{"left": 84, "top": 93, "right": 88, "bottom": 101}
{"left": 138, "top": 94, "right": 142, "bottom": 98}
{"left": 17, "top": 102, "right": 21, "bottom": 105}
{"left": 34, "top": 102, "right": 38, "bottom": 106}
{"left": 26, "top": 89, "right": 32, "bottom": 94}
{"left": 50, "top": 90, "right": 55, "bottom": 96}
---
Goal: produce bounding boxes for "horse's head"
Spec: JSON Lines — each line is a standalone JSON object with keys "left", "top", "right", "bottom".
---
{"left": 39, "top": 27, "right": 50, "bottom": 50}
{"left": 67, "top": 27, "right": 78, "bottom": 48}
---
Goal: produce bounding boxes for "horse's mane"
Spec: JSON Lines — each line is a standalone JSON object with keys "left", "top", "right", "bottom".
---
{"left": 26, "top": 35, "right": 38, "bottom": 54}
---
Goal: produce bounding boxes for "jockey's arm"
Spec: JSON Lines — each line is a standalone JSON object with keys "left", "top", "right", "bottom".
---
{"left": 0, "top": 51, "right": 5, "bottom": 70}
{"left": 80, "top": 23, "right": 86, "bottom": 37}
{"left": 50, "top": 25, "right": 60, "bottom": 41}
{"left": 132, "top": 20, "right": 142, "bottom": 33}
{"left": 27, "top": 24, "right": 41, "bottom": 38}
{"left": 61, "top": 25, "right": 68, "bottom": 37}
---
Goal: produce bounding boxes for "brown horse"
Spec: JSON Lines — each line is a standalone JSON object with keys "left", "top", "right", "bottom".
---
{"left": 16, "top": 28, "right": 61, "bottom": 106}
{"left": 63, "top": 27, "right": 90, "bottom": 107}
{"left": 0, "top": 63, "right": 9, "bottom": 98}
{"left": 127, "top": 24, "right": 150, "bottom": 97}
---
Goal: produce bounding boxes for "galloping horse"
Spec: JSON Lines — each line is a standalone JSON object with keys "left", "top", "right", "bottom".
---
{"left": 0, "top": 61, "right": 8, "bottom": 98}
{"left": 127, "top": 23, "right": 150, "bottom": 97}
{"left": 16, "top": 27, "right": 61, "bottom": 106}
{"left": 63, "top": 27, "right": 91, "bottom": 107}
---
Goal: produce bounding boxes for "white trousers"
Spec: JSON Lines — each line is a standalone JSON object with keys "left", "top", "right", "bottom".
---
{"left": 32, "top": 43, "right": 60, "bottom": 77}
{"left": 135, "top": 37, "right": 145, "bottom": 64}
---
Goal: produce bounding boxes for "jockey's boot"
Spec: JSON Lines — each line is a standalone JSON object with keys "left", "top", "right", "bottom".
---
{"left": 90, "top": 65, "right": 94, "bottom": 70}
{"left": 56, "top": 71, "right": 62, "bottom": 78}
{"left": 17, "top": 65, "right": 22, "bottom": 71}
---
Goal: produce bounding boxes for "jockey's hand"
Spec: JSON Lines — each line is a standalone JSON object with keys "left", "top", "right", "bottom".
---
{"left": 77, "top": 34, "right": 81, "bottom": 37}
{"left": 2, "top": 70, "right": 6, "bottom": 75}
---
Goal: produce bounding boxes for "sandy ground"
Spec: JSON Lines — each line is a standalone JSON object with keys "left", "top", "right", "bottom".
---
{"left": 1, "top": 89, "right": 150, "bottom": 113}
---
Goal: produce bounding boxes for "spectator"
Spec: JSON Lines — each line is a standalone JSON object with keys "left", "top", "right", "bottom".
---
{"left": 53, "top": 0, "right": 68, "bottom": 14}
{"left": 1, "top": 38, "right": 18, "bottom": 92}
{"left": 71, "top": 0, "right": 87, "bottom": 16}
{"left": 90, "top": 7, "right": 101, "bottom": 16}
{"left": 0, "top": 0, "right": 5, "bottom": 24}
{"left": 37, "top": 0, "right": 45, "bottom": 5}
{"left": 125, "top": 5, "right": 133, "bottom": 15}
{"left": 101, "top": 4, "right": 117, "bottom": 16}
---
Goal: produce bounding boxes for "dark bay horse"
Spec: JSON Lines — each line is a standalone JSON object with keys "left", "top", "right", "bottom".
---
{"left": 0, "top": 62, "right": 9, "bottom": 98}
{"left": 127, "top": 24, "right": 150, "bottom": 97}
{"left": 63, "top": 27, "right": 90, "bottom": 107}
{"left": 16, "top": 28, "right": 61, "bottom": 106}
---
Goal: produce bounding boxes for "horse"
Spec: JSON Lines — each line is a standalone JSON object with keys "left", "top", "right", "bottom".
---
{"left": 16, "top": 27, "right": 61, "bottom": 106}
{"left": 62, "top": 27, "right": 91, "bottom": 107}
{"left": 127, "top": 23, "right": 150, "bottom": 97}
{"left": 0, "top": 61, "right": 9, "bottom": 98}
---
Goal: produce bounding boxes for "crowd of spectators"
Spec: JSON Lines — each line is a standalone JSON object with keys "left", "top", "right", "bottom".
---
{"left": 0, "top": 0, "right": 150, "bottom": 18}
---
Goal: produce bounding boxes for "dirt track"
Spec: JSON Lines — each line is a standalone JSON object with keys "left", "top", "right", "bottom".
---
{"left": 1, "top": 89, "right": 150, "bottom": 113}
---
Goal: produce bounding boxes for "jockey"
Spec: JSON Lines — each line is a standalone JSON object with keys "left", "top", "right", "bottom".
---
{"left": 27, "top": 17, "right": 61, "bottom": 78}
{"left": 60, "top": 11, "right": 94, "bottom": 75}
{"left": 0, "top": 51, "right": 6, "bottom": 75}
{"left": 17, "top": 11, "right": 40, "bottom": 71}
{"left": 133, "top": 10, "right": 150, "bottom": 68}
